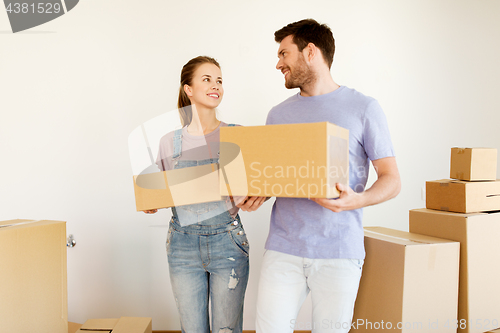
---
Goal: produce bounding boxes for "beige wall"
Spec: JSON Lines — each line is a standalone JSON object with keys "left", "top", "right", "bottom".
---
{"left": 1, "top": 0, "right": 500, "bottom": 330}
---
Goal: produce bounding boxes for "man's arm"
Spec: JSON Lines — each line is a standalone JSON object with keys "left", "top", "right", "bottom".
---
{"left": 311, "top": 156, "right": 401, "bottom": 213}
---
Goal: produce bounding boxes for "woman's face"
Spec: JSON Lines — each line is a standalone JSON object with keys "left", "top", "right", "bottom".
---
{"left": 184, "top": 62, "right": 224, "bottom": 110}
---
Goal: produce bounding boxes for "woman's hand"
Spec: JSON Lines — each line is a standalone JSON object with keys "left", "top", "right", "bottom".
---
{"left": 143, "top": 209, "right": 158, "bottom": 214}
{"left": 236, "top": 196, "right": 269, "bottom": 212}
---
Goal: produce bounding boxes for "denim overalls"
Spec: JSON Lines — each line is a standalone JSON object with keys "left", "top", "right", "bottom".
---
{"left": 167, "top": 126, "right": 250, "bottom": 333}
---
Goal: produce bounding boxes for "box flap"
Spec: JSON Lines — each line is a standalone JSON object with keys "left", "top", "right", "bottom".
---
{"left": 78, "top": 317, "right": 152, "bottom": 333}
{"left": 81, "top": 318, "right": 119, "bottom": 330}
{"left": 428, "top": 178, "right": 500, "bottom": 185}
{"left": 0, "top": 219, "right": 37, "bottom": 228}
{"left": 364, "top": 226, "right": 458, "bottom": 245}
{"left": 112, "top": 317, "right": 152, "bottom": 333}
{"left": 69, "top": 322, "right": 83, "bottom": 333}
{"left": 133, "top": 163, "right": 222, "bottom": 211}
{"left": 410, "top": 208, "right": 486, "bottom": 218}
{"left": 0, "top": 219, "right": 66, "bottom": 229}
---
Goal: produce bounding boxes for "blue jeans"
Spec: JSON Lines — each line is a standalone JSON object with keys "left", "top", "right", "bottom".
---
{"left": 167, "top": 213, "right": 249, "bottom": 333}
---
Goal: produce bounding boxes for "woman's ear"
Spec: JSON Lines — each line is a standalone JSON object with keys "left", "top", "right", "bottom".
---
{"left": 184, "top": 84, "right": 193, "bottom": 97}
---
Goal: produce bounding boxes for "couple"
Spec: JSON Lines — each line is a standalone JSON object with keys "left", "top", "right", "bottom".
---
{"left": 145, "top": 19, "right": 401, "bottom": 333}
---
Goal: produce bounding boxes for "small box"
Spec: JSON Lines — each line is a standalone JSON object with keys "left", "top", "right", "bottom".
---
{"left": 0, "top": 219, "right": 68, "bottom": 333}
{"left": 426, "top": 179, "right": 500, "bottom": 213}
{"left": 451, "top": 147, "right": 497, "bottom": 181}
{"left": 133, "top": 164, "right": 222, "bottom": 211}
{"left": 219, "top": 122, "right": 349, "bottom": 198}
{"left": 76, "top": 317, "right": 152, "bottom": 333}
{"left": 351, "top": 227, "right": 459, "bottom": 333}
{"left": 410, "top": 209, "right": 500, "bottom": 333}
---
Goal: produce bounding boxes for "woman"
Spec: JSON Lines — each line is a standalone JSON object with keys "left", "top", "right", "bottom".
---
{"left": 145, "top": 56, "right": 249, "bottom": 333}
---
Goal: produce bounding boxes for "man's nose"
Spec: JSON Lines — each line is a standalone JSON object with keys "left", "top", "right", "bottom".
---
{"left": 276, "top": 58, "right": 283, "bottom": 70}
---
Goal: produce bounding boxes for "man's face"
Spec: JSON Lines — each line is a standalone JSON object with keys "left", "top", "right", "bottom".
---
{"left": 276, "top": 35, "right": 315, "bottom": 89}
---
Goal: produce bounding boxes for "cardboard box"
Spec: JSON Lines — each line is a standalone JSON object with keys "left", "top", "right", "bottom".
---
{"left": 351, "top": 227, "right": 459, "bottom": 333}
{"left": 76, "top": 317, "right": 152, "bottom": 333}
{"left": 69, "top": 322, "right": 83, "bottom": 333}
{"left": 409, "top": 208, "right": 500, "bottom": 333}
{"left": 219, "top": 122, "right": 349, "bottom": 198}
{"left": 426, "top": 179, "right": 500, "bottom": 213}
{"left": 451, "top": 147, "right": 497, "bottom": 181}
{"left": 133, "top": 163, "right": 222, "bottom": 211}
{"left": 0, "top": 219, "right": 68, "bottom": 333}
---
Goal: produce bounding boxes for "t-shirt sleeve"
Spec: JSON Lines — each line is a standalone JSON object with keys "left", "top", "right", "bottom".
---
{"left": 362, "top": 100, "right": 395, "bottom": 161}
{"left": 156, "top": 135, "right": 173, "bottom": 171}
{"left": 265, "top": 108, "right": 276, "bottom": 125}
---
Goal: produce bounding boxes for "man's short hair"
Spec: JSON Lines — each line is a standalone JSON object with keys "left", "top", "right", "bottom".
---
{"left": 275, "top": 19, "right": 335, "bottom": 69}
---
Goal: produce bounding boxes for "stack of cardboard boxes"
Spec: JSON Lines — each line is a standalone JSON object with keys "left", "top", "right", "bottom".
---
{"left": 410, "top": 148, "right": 500, "bottom": 333}
{"left": 352, "top": 148, "right": 500, "bottom": 333}
{"left": 352, "top": 147, "right": 500, "bottom": 333}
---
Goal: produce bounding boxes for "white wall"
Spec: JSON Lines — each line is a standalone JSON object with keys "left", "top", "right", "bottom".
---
{"left": 1, "top": 0, "right": 500, "bottom": 330}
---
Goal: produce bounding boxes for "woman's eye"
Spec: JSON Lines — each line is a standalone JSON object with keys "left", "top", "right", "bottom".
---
{"left": 217, "top": 80, "right": 222, "bottom": 84}
{"left": 203, "top": 78, "right": 209, "bottom": 82}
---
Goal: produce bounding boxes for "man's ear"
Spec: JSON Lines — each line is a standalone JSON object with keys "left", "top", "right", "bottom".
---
{"left": 184, "top": 84, "right": 192, "bottom": 97}
{"left": 304, "top": 42, "right": 317, "bottom": 63}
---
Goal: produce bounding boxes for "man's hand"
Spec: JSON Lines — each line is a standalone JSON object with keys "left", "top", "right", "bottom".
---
{"left": 311, "top": 183, "right": 365, "bottom": 213}
{"left": 143, "top": 209, "right": 158, "bottom": 214}
{"left": 236, "top": 196, "right": 269, "bottom": 212}
{"left": 311, "top": 156, "right": 401, "bottom": 213}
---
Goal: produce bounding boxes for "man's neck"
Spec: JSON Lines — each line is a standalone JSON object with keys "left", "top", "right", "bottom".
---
{"left": 299, "top": 73, "right": 340, "bottom": 97}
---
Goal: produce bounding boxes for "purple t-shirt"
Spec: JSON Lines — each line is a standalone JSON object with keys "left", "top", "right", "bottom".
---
{"left": 265, "top": 86, "right": 395, "bottom": 259}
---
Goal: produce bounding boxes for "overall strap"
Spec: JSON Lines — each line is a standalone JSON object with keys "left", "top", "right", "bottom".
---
{"left": 217, "top": 124, "right": 235, "bottom": 157}
{"left": 172, "top": 128, "right": 183, "bottom": 160}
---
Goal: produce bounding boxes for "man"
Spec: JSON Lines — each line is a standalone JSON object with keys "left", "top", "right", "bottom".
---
{"left": 239, "top": 19, "right": 400, "bottom": 333}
